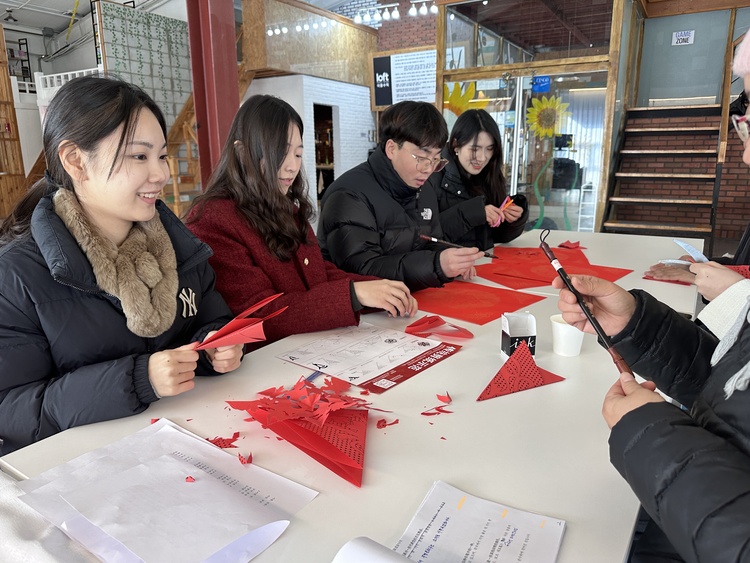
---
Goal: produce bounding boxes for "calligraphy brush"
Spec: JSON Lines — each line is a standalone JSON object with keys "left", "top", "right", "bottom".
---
{"left": 539, "top": 229, "right": 632, "bottom": 375}
{"left": 419, "top": 234, "right": 498, "bottom": 259}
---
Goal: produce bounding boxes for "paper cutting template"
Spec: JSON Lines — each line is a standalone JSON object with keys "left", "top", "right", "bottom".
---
{"left": 276, "top": 323, "right": 461, "bottom": 393}
{"left": 477, "top": 341, "right": 564, "bottom": 400}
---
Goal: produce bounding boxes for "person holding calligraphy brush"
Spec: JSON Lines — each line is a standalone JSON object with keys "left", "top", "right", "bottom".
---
{"left": 430, "top": 109, "right": 528, "bottom": 251}
{"left": 0, "top": 76, "right": 243, "bottom": 455}
{"left": 554, "top": 268, "right": 750, "bottom": 562}
{"left": 187, "top": 95, "right": 417, "bottom": 350}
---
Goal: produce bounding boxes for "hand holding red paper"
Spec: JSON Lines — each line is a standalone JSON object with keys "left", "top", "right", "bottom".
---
{"left": 194, "top": 293, "right": 287, "bottom": 350}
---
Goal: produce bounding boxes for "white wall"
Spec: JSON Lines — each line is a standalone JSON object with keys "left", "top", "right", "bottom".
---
{"left": 246, "top": 75, "right": 377, "bottom": 228}
{"left": 11, "top": 77, "right": 42, "bottom": 176}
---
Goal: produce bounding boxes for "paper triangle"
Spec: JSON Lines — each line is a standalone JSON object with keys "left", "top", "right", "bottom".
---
{"left": 477, "top": 341, "right": 564, "bottom": 401}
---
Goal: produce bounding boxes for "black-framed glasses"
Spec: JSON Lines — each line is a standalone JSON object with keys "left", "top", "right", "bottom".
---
{"left": 732, "top": 114, "right": 749, "bottom": 143}
{"left": 411, "top": 153, "right": 448, "bottom": 173}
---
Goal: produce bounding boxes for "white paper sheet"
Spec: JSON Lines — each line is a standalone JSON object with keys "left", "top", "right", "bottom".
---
{"left": 332, "top": 536, "right": 410, "bottom": 563}
{"left": 19, "top": 419, "right": 318, "bottom": 562}
{"left": 394, "top": 481, "right": 566, "bottom": 563}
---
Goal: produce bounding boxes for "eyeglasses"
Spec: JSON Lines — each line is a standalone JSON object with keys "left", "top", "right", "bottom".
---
{"left": 411, "top": 153, "right": 448, "bottom": 173}
{"left": 732, "top": 114, "right": 749, "bottom": 143}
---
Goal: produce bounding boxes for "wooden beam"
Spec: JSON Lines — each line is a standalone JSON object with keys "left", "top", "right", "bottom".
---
{"left": 442, "top": 54, "right": 609, "bottom": 83}
{"left": 646, "top": 0, "right": 750, "bottom": 18}
{"left": 436, "top": 4, "right": 446, "bottom": 110}
{"left": 534, "top": 0, "right": 592, "bottom": 46}
{"left": 242, "top": 0, "right": 266, "bottom": 69}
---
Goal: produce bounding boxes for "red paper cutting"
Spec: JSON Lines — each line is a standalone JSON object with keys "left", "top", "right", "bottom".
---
{"left": 642, "top": 275, "right": 692, "bottom": 286}
{"left": 477, "top": 341, "right": 564, "bottom": 400}
{"left": 185, "top": 476, "right": 195, "bottom": 482}
{"left": 376, "top": 418, "right": 399, "bottom": 429}
{"left": 558, "top": 240, "right": 586, "bottom": 249}
{"left": 405, "top": 315, "right": 474, "bottom": 339}
{"left": 194, "top": 293, "right": 288, "bottom": 350}
{"left": 206, "top": 431, "right": 240, "bottom": 449}
{"left": 728, "top": 265, "right": 750, "bottom": 280}
{"left": 436, "top": 392, "right": 452, "bottom": 404}
{"left": 476, "top": 247, "right": 631, "bottom": 290}
{"left": 238, "top": 452, "right": 253, "bottom": 465}
{"left": 413, "top": 281, "right": 545, "bottom": 325}
{"left": 228, "top": 379, "right": 373, "bottom": 486}
{"left": 421, "top": 405, "right": 453, "bottom": 416}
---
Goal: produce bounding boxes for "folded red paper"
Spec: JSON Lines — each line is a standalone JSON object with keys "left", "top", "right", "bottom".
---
{"left": 477, "top": 341, "right": 564, "bottom": 400}
{"left": 728, "top": 265, "right": 750, "bottom": 279}
{"left": 228, "top": 378, "right": 371, "bottom": 487}
{"left": 558, "top": 240, "right": 587, "bottom": 249}
{"left": 195, "top": 293, "right": 287, "bottom": 350}
{"left": 405, "top": 315, "right": 474, "bottom": 339}
{"left": 642, "top": 275, "right": 692, "bottom": 286}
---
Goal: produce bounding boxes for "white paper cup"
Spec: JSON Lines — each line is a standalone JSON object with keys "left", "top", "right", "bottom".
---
{"left": 550, "top": 314, "right": 585, "bottom": 357}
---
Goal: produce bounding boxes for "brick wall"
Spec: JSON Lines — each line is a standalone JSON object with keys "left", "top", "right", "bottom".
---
{"left": 717, "top": 134, "right": 750, "bottom": 241}
{"left": 376, "top": 0, "right": 437, "bottom": 51}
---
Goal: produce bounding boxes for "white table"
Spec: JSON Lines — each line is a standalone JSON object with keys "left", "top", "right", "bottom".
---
{"left": 0, "top": 231, "right": 702, "bottom": 563}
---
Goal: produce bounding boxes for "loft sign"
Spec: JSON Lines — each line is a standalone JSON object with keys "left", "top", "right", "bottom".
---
{"left": 671, "top": 30, "right": 695, "bottom": 46}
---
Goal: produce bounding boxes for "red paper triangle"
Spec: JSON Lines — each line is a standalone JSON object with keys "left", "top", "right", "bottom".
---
{"left": 477, "top": 341, "right": 564, "bottom": 400}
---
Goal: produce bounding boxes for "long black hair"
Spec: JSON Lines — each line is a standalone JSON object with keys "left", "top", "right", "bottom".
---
{"left": 187, "top": 94, "right": 313, "bottom": 262}
{"left": 0, "top": 75, "right": 167, "bottom": 246}
{"left": 448, "top": 109, "right": 507, "bottom": 206}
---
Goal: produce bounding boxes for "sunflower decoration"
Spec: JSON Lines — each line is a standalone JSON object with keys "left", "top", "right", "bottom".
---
{"left": 443, "top": 82, "right": 488, "bottom": 117}
{"left": 525, "top": 95, "right": 570, "bottom": 139}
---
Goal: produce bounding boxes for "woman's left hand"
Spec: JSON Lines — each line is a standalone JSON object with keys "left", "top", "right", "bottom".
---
{"left": 501, "top": 203, "right": 524, "bottom": 223}
{"left": 203, "top": 332, "right": 243, "bottom": 373}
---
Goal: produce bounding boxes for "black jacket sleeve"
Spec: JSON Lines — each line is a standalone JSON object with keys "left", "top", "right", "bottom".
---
{"left": 438, "top": 194, "right": 486, "bottom": 243}
{"left": 318, "top": 190, "right": 447, "bottom": 291}
{"left": 610, "top": 290, "right": 718, "bottom": 408}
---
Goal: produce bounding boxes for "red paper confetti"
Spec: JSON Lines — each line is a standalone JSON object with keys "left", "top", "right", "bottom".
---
{"left": 421, "top": 405, "right": 454, "bottom": 416}
{"left": 376, "top": 418, "right": 400, "bottom": 429}
{"left": 185, "top": 476, "right": 195, "bottom": 482}
{"left": 206, "top": 431, "right": 240, "bottom": 449}
{"left": 238, "top": 452, "right": 253, "bottom": 465}
{"left": 360, "top": 389, "right": 370, "bottom": 396}
{"left": 436, "top": 392, "right": 452, "bottom": 404}
{"left": 150, "top": 418, "right": 160, "bottom": 424}
{"left": 440, "top": 437, "right": 446, "bottom": 440}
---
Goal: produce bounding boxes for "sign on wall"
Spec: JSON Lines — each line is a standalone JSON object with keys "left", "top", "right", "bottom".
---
{"left": 372, "top": 48, "right": 437, "bottom": 110}
{"left": 671, "top": 30, "right": 695, "bottom": 46}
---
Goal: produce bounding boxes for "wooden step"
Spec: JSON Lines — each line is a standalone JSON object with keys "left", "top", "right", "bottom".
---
{"left": 615, "top": 172, "right": 715, "bottom": 180}
{"left": 627, "top": 104, "right": 722, "bottom": 118}
{"left": 608, "top": 196, "right": 713, "bottom": 206}
{"left": 603, "top": 220, "right": 712, "bottom": 234}
{"left": 624, "top": 126, "right": 720, "bottom": 135}
{"left": 619, "top": 149, "right": 716, "bottom": 156}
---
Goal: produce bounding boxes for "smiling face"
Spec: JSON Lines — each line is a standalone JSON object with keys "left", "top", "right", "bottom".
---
{"left": 385, "top": 139, "right": 443, "bottom": 189}
{"left": 278, "top": 122, "right": 303, "bottom": 195}
{"left": 454, "top": 131, "right": 495, "bottom": 176}
{"left": 70, "top": 109, "right": 169, "bottom": 245}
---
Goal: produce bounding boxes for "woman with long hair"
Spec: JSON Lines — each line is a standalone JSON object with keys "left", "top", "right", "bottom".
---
{"left": 0, "top": 75, "right": 243, "bottom": 455}
{"left": 186, "top": 95, "right": 417, "bottom": 347}
{"left": 432, "top": 109, "right": 528, "bottom": 250}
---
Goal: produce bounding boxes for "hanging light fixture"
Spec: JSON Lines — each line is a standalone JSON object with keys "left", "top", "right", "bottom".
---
{"left": 354, "top": 11, "right": 362, "bottom": 23}
{"left": 3, "top": 9, "right": 17, "bottom": 23}
{"left": 408, "top": 3, "right": 417, "bottom": 16}
{"left": 391, "top": 6, "right": 400, "bottom": 19}
{"left": 429, "top": 2, "right": 438, "bottom": 14}
{"left": 382, "top": 8, "right": 391, "bottom": 20}
{"left": 363, "top": 10, "right": 371, "bottom": 22}
{"left": 419, "top": 2, "right": 428, "bottom": 15}
{"left": 373, "top": 9, "right": 382, "bottom": 22}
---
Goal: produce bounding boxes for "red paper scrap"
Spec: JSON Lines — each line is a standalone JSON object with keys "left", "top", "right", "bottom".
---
{"left": 238, "top": 452, "right": 253, "bottom": 465}
{"left": 360, "top": 389, "right": 370, "bottom": 396}
{"left": 194, "top": 293, "right": 287, "bottom": 350}
{"left": 413, "top": 281, "right": 545, "bottom": 325}
{"left": 642, "top": 275, "right": 692, "bottom": 286}
{"left": 405, "top": 315, "right": 473, "bottom": 339}
{"left": 728, "top": 265, "right": 750, "bottom": 279}
{"left": 558, "top": 240, "right": 586, "bottom": 249}
{"left": 421, "top": 405, "right": 453, "bottom": 416}
{"left": 185, "top": 476, "right": 195, "bottom": 482}
{"left": 228, "top": 378, "right": 374, "bottom": 486}
{"left": 376, "top": 418, "right": 399, "bottom": 429}
{"left": 150, "top": 418, "right": 160, "bottom": 424}
{"left": 206, "top": 431, "right": 240, "bottom": 449}
{"left": 477, "top": 341, "right": 564, "bottom": 401}
{"left": 436, "top": 392, "right": 452, "bottom": 404}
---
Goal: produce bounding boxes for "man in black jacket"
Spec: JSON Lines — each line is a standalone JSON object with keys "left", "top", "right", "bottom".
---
{"left": 317, "top": 101, "right": 484, "bottom": 292}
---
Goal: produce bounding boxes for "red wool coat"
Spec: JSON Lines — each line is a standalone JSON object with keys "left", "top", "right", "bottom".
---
{"left": 187, "top": 198, "right": 374, "bottom": 347}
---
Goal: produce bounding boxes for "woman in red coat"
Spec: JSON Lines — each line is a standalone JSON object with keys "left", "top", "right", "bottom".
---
{"left": 186, "top": 95, "right": 417, "bottom": 347}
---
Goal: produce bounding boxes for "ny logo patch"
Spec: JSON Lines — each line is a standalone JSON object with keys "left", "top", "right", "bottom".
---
{"left": 421, "top": 208, "right": 433, "bottom": 221}
{"left": 178, "top": 287, "right": 198, "bottom": 318}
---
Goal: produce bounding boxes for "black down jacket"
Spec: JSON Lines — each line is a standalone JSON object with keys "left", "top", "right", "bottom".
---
{"left": 431, "top": 147, "right": 528, "bottom": 251}
{"left": 609, "top": 290, "right": 750, "bottom": 563}
{"left": 0, "top": 196, "right": 233, "bottom": 455}
{"left": 317, "top": 147, "right": 450, "bottom": 291}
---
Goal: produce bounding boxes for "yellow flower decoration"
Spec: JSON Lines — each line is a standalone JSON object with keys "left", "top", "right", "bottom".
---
{"left": 443, "top": 82, "right": 488, "bottom": 116}
{"left": 525, "top": 95, "right": 570, "bottom": 139}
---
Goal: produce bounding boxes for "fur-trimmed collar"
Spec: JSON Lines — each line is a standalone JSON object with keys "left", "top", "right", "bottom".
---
{"left": 53, "top": 189, "right": 178, "bottom": 337}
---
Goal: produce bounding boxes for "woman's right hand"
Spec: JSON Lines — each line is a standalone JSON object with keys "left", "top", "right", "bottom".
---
{"left": 552, "top": 275, "right": 636, "bottom": 337}
{"left": 353, "top": 280, "right": 418, "bottom": 317}
{"left": 148, "top": 344, "right": 199, "bottom": 397}
{"left": 485, "top": 204, "right": 503, "bottom": 226}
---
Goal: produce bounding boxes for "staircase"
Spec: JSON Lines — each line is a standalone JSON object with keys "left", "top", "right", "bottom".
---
{"left": 602, "top": 105, "right": 722, "bottom": 255}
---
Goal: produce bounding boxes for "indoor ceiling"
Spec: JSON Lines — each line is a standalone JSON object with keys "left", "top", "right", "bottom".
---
{"left": 450, "top": 0, "right": 613, "bottom": 53}
{"left": 0, "top": 0, "right": 93, "bottom": 35}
